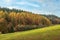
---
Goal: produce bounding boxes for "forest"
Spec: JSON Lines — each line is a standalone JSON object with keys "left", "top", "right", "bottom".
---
{"left": 0, "top": 7, "right": 60, "bottom": 34}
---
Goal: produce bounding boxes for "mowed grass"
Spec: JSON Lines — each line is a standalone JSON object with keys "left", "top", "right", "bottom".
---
{"left": 0, "top": 25, "right": 60, "bottom": 40}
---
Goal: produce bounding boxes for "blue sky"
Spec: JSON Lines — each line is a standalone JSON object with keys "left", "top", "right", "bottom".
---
{"left": 0, "top": 0, "right": 60, "bottom": 17}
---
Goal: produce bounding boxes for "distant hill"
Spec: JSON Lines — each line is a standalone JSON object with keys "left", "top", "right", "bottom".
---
{"left": 43, "top": 15, "right": 60, "bottom": 24}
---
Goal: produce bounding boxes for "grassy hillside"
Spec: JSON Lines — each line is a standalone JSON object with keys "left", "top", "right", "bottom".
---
{"left": 0, "top": 25, "right": 60, "bottom": 40}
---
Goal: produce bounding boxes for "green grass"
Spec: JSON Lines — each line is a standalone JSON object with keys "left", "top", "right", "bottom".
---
{"left": 0, "top": 25, "right": 60, "bottom": 40}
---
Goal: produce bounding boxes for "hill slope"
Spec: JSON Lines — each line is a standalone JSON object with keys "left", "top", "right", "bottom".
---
{"left": 0, "top": 25, "right": 60, "bottom": 40}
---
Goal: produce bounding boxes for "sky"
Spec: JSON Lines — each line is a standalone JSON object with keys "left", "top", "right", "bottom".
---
{"left": 0, "top": 0, "right": 60, "bottom": 17}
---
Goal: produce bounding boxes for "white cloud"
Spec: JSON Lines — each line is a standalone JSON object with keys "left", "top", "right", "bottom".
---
{"left": 16, "top": 1, "right": 40, "bottom": 7}
{"left": 16, "top": 1, "right": 26, "bottom": 5}
{"left": 31, "top": 0, "right": 45, "bottom": 3}
{"left": 5, "top": 0, "right": 11, "bottom": 3}
{"left": 6, "top": 6, "right": 19, "bottom": 9}
{"left": 3, "top": 0, "right": 12, "bottom": 3}
{"left": 27, "top": 3, "right": 40, "bottom": 7}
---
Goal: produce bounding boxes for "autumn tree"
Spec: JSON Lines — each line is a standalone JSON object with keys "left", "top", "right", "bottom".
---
{"left": 0, "top": 18, "right": 8, "bottom": 34}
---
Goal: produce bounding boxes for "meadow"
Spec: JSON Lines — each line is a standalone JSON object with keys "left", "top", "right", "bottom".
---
{"left": 0, "top": 25, "right": 60, "bottom": 40}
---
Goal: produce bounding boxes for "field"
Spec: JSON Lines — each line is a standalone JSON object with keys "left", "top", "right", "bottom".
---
{"left": 0, "top": 25, "right": 60, "bottom": 40}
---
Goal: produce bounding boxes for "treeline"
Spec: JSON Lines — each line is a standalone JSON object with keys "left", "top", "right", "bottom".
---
{"left": 0, "top": 7, "right": 60, "bottom": 34}
{"left": 43, "top": 15, "right": 60, "bottom": 24}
